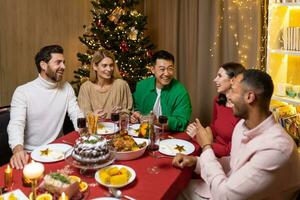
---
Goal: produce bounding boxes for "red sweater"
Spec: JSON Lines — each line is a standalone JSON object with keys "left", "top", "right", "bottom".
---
{"left": 210, "top": 96, "right": 240, "bottom": 157}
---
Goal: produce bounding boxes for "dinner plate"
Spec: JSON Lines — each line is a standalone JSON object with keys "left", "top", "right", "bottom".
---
{"left": 0, "top": 189, "right": 29, "bottom": 200}
{"left": 128, "top": 124, "right": 140, "bottom": 137}
{"left": 97, "top": 122, "right": 119, "bottom": 135}
{"left": 95, "top": 165, "right": 136, "bottom": 188}
{"left": 31, "top": 143, "right": 73, "bottom": 163}
{"left": 159, "top": 139, "right": 195, "bottom": 156}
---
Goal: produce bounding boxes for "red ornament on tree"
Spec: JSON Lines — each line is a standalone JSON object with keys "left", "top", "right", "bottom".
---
{"left": 96, "top": 19, "right": 104, "bottom": 29}
{"left": 146, "top": 50, "right": 153, "bottom": 58}
{"left": 120, "top": 41, "right": 129, "bottom": 52}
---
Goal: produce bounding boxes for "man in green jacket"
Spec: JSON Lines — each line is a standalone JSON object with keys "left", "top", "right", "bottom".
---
{"left": 131, "top": 50, "right": 192, "bottom": 132}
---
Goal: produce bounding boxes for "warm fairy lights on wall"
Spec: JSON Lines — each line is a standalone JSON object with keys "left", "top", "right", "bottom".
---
{"left": 210, "top": 0, "right": 267, "bottom": 70}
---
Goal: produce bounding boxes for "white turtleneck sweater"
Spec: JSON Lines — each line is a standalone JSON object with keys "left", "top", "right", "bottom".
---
{"left": 7, "top": 75, "right": 81, "bottom": 151}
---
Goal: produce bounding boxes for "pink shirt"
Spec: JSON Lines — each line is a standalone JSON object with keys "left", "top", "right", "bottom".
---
{"left": 195, "top": 115, "right": 300, "bottom": 200}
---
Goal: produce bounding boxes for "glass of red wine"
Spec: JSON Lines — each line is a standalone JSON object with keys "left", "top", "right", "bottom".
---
{"left": 111, "top": 112, "right": 120, "bottom": 133}
{"left": 158, "top": 115, "right": 168, "bottom": 135}
{"left": 147, "top": 126, "right": 161, "bottom": 174}
{"left": 77, "top": 117, "right": 87, "bottom": 134}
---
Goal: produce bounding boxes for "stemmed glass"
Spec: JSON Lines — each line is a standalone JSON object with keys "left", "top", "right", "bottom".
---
{"left": 111, "top": 112, "right": 120, "bottom": 133}
{"left": 147, "top": 126, "right": 161, "bottom": 174}
{"left": 158, "top": 115, "right": 168, "bottom": 135}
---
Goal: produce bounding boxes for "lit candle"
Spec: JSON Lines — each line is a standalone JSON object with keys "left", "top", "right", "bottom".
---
{"left": 59, "top": 192, "right": 69, "bottom": 200}
{"left": 4, "top": 164, "right": 13, "bottom": 189}
{"left": 23, "top": 161, "right": 44, "bottom": 180}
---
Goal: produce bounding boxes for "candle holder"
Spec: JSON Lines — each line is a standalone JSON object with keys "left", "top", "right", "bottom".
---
{"left": 4, "top": 165, "right": 13, "bottom": 191}
{"left": 23, "top": 161, "right": 45, "bottom": 200}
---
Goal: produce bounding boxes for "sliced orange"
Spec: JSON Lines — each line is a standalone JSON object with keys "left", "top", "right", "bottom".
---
{"left": 79, "top": 181, "right": 88, "bottom": 192}
{"left": 29, "top": 193, "right": 52, "bottom": 200}
{"left": 69, "top": 175, "right": 81, "bottom": 183}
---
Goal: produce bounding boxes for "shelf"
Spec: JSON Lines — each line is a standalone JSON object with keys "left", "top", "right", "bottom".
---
{"left": 270, "top": 49, "right": 300, "bottom": 56}
{"left": 272, "top": 95, "right": 300, "bottom": 105}
{"left": 273, "top": 2, "right": 300, "bottom": 7}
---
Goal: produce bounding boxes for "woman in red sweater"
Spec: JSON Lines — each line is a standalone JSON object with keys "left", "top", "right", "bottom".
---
{"left": 187, "top": 62, "right": 245, "bottom": 157}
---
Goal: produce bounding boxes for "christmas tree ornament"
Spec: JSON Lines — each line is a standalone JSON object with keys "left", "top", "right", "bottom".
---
{"left": 130, "top": 10, "right": 139, "bottom": 17}
{"left": 120, "top": 41, "right": 129, "bottom": 52}
{"left": 96, "top": 19, "right": 104, "bottom": 29}
{"left": 108, "top": 7, "right": 125, "bottom": 24}
{"left": 146, "top": 50, "right": 153, "bottom": 58}
{"left": 128, "top": 27, "right": 138, "bottom": 40}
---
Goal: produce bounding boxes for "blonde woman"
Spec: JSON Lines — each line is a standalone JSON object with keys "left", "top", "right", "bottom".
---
{"left": 78, "top": 50, "right": 132, "bottom": 118}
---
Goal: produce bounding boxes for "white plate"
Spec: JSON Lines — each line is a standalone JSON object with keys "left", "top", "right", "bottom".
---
{"left": 95, "top": 165, "right": 136, "bottom": 188}
{"left": 128, "top": 124, "right": 160, "bottom": 137}
{"left": 128, "top": 124, "right": 140, "bottom": 137}
{"left": 0, "top": 189, "right": 29, "bottom": 200}
{"left": 31, "top": 143, "right": 73, "bottom": 163}
{"left": 97, "top": 122, "right": 119, "bottom": 135}
{"left": 159, "top": 139, "right": 195, "bottom": 156}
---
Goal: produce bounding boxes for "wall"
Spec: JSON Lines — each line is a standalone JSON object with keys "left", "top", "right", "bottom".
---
{"left": 0, "top": 0, "right": 91, "bottom": 106}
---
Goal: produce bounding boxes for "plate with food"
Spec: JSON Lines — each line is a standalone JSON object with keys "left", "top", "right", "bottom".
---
{"left": 128, "top": 123, "right": 160, "bottom": 137}
{"left": 31, "top": 143, "right": 73, "bottom": 163}
{"left": 159, "top": 139, "right": 195, "bottom": 156}
{"left": 97, "top": 122, "right": 119, "bottom": 135}
{"left": 95, "top": 165, "right": 136, "bottom": 188}
{"left": 0, "top": 189, "right": 29, "bottom": 200}
{"left": 110, "top": 135, "right": 149, "bottom": 160}
{"left": 35, "top": 172, "right": 89, "bottom": 200}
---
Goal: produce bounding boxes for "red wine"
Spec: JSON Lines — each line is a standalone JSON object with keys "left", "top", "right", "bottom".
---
{"left": 111, "top": 112, "right": 120, "bottom": 122}
{"left": 158, "top": 115, "right": 168, "bottom": 124}
{"left": 77, "top": 118, "right": 86, "bottom": 128}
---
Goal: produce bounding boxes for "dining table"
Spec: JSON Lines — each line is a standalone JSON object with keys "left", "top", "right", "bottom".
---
{"left": 0, "top": 131, "right": 200, "bottom": 200}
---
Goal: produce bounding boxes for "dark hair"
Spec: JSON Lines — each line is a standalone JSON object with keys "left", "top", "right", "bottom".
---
{"left": 217, "top": 62, "right": 245, "bottom": 105}
{"left": 152, "top": 50, "right": 175, "bottom": 64}
{"left": 241, "top": 69, "right": 274, "bottom": 108}
{"left": 35, "top": 45, "right": 64, "bottom": 73}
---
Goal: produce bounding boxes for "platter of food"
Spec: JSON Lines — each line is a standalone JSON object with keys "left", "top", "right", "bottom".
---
{"left": 110, "top": 135, "right": 149, "bottom": 160}
{"left": 35, "top": 172, "right": 89, "bottom": 200}
{"left": 31, "top": 143, "right": 72, "bottom": 163}
{"left": 0, "top": 189, "right": 29, "bottom": 200}
{"left": 159, "top": 139, "right": 195, "bottom": 156}
{"left": 95, "top": 165, "right": 136, "bottom": 188}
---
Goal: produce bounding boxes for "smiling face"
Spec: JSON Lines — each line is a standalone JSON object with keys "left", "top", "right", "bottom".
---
{"left": 40, "top": 53, "right": 65, "bottom": 83}
{"left": 151, "top": 59, "right": 175, "bottom": 89}
{"left": 93, "top": 57, "right": 114, "bottom": 80}
{"left": 226, "top": 74, "right": 248, "bottom": 119}
{"left": 213, "top": 67, "right": 232, "bottom": 94}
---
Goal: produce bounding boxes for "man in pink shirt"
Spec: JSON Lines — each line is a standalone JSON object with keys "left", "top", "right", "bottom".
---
{"left": 173, "top": 69, "right": 300, "bottom": 200}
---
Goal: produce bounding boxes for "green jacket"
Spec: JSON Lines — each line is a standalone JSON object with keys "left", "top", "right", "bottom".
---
{"left": 133, "top": 77, "right": 192, "bottom": 132}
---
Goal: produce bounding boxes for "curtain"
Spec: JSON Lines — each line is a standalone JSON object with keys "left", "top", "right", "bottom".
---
{"left": 143, "top": 0, "right": 262, "bottom": 125}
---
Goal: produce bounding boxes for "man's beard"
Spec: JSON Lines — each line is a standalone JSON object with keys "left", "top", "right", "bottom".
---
{"left": 46, "top": 69, "right": 63, "bottom": 82}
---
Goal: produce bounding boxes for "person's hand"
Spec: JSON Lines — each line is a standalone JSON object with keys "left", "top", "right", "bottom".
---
{"left": 112, "top": 106, "right": 121, "bottom": 113}
{"left": 94, "top": 109, "right": 107, "bottom": 119}
{"left": 130, "top": 111, "right": 141, "bottom": 123}
{"left": 186, "top": 122, "right": 197, "bottom": 138}
{"left": 195, "top": 118, "right": 213, "bottom": 149}
{"left": 10, "top": 145, "right": 29, "bottom": 169}
{"left": 172, "top": 153, "right": 197, "bottom": 169}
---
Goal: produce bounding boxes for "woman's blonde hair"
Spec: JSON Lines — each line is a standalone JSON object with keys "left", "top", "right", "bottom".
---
{"left": 90, "top": 49, "right": 122, "bottom": 82}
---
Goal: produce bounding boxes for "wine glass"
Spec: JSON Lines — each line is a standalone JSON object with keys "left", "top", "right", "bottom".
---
{"left": 147, "top": 126, "right": 161, "bottom": 174}
{"left": 111, "top": 112, "right": 120, "bottom": 133}
{"left": 158, "top": 115, "right": 168, "bottom": 135}
{"left": 77, "top": 117, "right": 87, "bottom": 135}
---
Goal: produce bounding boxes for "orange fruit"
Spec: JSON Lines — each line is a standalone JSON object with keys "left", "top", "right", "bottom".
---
{"left": 69, "top": 175, "right": 81, "bottom": 183}
{"left": 29, "top": 193, "right": 52, "bottom": 200}
{"left": 79, "top": 181, "right": 88, "bottom": 192}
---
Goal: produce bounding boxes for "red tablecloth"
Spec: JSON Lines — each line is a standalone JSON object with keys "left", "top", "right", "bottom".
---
{"left": 0, "top": 131, "right": 200, "bottom": 200}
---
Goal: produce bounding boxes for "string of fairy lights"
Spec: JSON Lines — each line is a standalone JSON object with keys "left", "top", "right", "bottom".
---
{"left": 210, "top": 0, "right": 268, "bottom": 70}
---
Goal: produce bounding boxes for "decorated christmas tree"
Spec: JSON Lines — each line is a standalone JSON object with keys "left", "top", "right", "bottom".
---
{"left": 72, "top": 0, "right": 155, "bottom": 94}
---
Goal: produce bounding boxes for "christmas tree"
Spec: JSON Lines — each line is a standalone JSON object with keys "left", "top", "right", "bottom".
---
{"left": 72, "top": 0, "right": 155, "bottom": 94}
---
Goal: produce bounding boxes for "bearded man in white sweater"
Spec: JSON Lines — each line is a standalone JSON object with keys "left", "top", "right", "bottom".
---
{"left": 8, "top": 45, "right": 82, "bottom": 169}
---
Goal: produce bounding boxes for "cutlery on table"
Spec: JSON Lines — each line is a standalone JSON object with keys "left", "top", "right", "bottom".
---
{"left": 109, "top": 187, "right": 136, "bottom": 200}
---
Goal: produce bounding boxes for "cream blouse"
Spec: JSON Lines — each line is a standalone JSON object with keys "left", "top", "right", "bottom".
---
{"left": 78, "top": 79, "right": 133, "bottom": 117}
